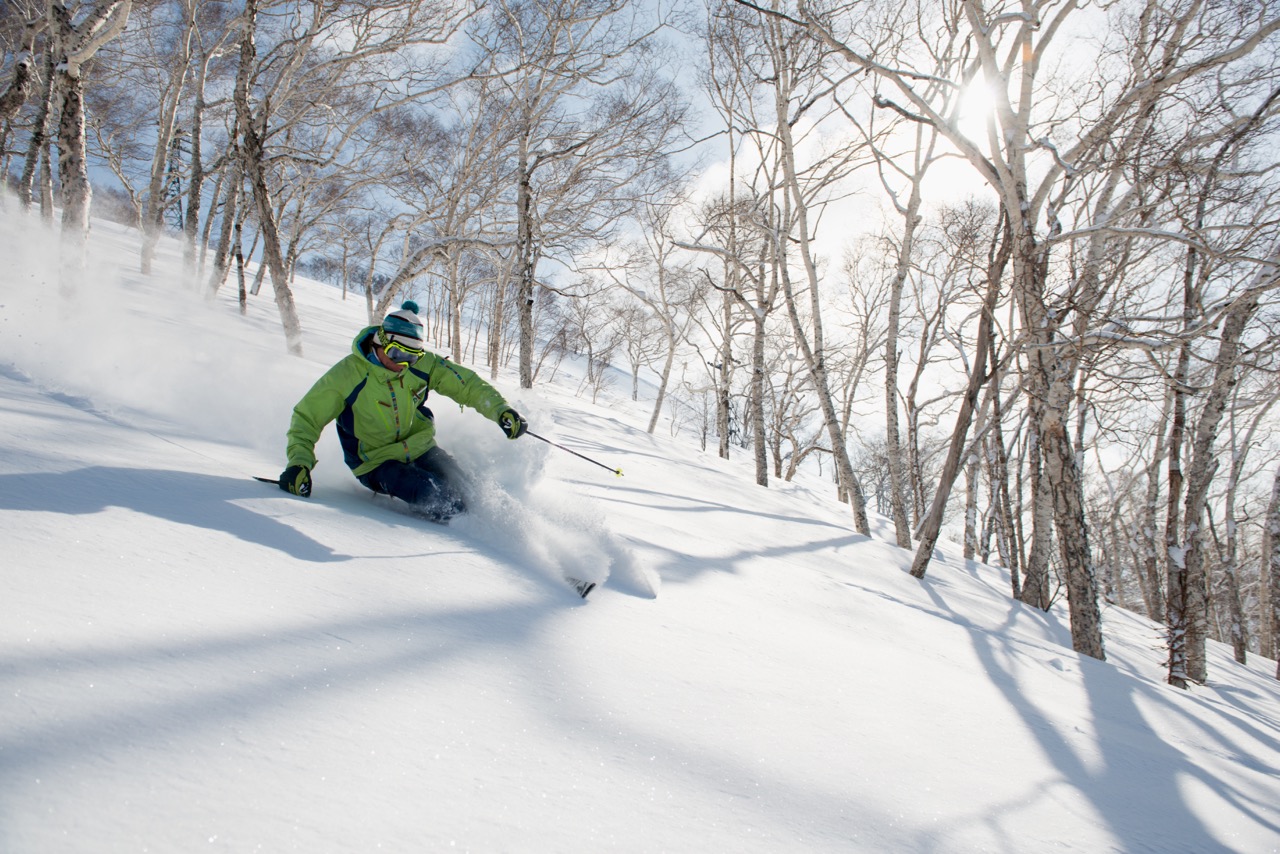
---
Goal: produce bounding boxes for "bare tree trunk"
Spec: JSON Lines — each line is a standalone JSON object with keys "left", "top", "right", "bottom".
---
{"left": 55, "top": 66, "right": 90, "bottom": 229}
{"left": 1214, "top": 392, "right": 1278, "bottom": 664}
{"left": 647, "top": 321, "right": 678, "bottom": 435}
{"left": 55, "top": 67, "right": 90, "bottom": 290}
{"left": 38, "top": 115, "right": 54, "bottom": 220}
{"left": 197, "top": 164, "right": 226, "bottom": 277}
{"left": 1044, "top": 409, "right": 1106, "bottom": 659}
{"left": 880, "top": 118, "right": 936, "bottom": 549}
{"left": 488, "top": 254, "right": 514, "bottom": 380}
{"left": 1209, "top": 502, "right": 1248, "bottom": 665}
{"left": 1174, "top": 290, "right": 1261, "bottom": 684}
{"left": 516, "top": 136, "right": 536, "bottom": 388}
{"left": 910, "top": 266, "right": 1000, "bottom": 578}
{"left": 987, "top": 334, "right": 1022, "bottom": 597}
{"left": 1166, "top": 300, "right": 1193, "bottom": 683}
{"left": 1166, "top": 89, "right": 1280, "bottom": 685}
{"left": 884, "top": 197, "right": 920, "bottom": 548}
{"left": 50, "top": 0, "right": 133, "bottom": 289}
{"left": 235, "top": 0, "right": 302, "bottom": 355}
{"left": 717, "top": 134, "right": 738, "bottom": 461}
{"left": 911, "top": 211, "right": 1010, "bottom": 577}
{"left": 771, "top": 56, "right": 868, "bottom": 535}
{"left": 206, "top": 159, "right": 241, "bottom": 296}
{"left": 1265, "top": 466, "right": 1280, "bottom": 680}
{"left": 1261, "top": 472, "right": 1278, "bottom": 669}
{"left": 1020, "top": 244, "right": 1104, "bottom": 657}
{"left": 1132, "top": 392, "right": 1173, "bottom": 621}
{"left": 905, "top": 383, "right": 926, "bottom": 527}
{"left": 19, "top": 38, "right": 55, "bottom": 212}
{"left": 141, "top": 1, "right": 194, "bottom": 275}
{"left": 750, "top": 304, "right": 768, "bottom": 487}
{"left": 963, "top": 451, "right": 980, "bottom": 561}
{"left": 1020, "top": 424, "right": 1054, "bottom": 609}
{"left": 446, "top": 251, "right": 464, "bottom": 361}
{"left": 234, "top": 211, "right": 247, "bottom": 315}
{"left": 183, "top": 65, "right": 208, "bottom": 274}
{"left": 717, "top": 281, "right": 733, "bottom": 460}
{"left": 0, "top": 21, "right": 37, "bottom": 125}
{"left": 248, "top": 233, "right": 266, "bottom": 297}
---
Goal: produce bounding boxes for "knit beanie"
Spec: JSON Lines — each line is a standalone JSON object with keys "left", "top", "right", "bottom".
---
{"left": 381, "top": 300, "right": 424, "bottom": 348}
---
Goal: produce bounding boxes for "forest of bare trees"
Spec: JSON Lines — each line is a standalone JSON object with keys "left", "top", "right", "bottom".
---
{"left": 2, "top": 0, "right": 1279, "bottom": 688}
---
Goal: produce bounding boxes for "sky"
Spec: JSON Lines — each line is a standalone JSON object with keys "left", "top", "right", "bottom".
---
{"left": 1, "top": 203, "right": 1279, "bottom": 853}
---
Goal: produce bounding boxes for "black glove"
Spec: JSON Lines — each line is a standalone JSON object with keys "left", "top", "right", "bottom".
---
{"left": 279, "top": 464, "right": 312, "bottom": 497}
{"left": 497, "top": 407, "right": 528, "bottom": 440}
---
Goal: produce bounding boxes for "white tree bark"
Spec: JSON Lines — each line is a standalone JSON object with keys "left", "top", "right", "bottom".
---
{"left": 51, "top": 0, "right": 132, "bottom": 290}
{"left": 140, "top": 0, "right": 197, "bottom": 275}
{"left": 1266, "top": 466, "right": 1280, "bottom": 680}
{"left": 0, "top": 18, "right": 39, "bottom": 124}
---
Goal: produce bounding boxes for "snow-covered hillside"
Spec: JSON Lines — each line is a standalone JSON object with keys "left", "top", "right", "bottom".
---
{"left": 2, "top": 210, "right": 1278, "bottom": 853}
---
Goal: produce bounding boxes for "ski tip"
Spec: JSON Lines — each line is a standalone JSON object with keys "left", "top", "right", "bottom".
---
{"left": 565, "top": 577, "right": 597, "bottom": 599}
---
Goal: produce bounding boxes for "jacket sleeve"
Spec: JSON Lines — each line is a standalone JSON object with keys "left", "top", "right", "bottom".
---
{"left": 418, "top": 355, "right": 509, "bottom": 422}
{"left": 286, "top": 360, "right": 357, "bottom": 470}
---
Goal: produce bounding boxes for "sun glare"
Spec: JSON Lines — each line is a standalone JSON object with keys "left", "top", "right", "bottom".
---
{"left": 957, "top": 81, "right": 999, "bottom": 140}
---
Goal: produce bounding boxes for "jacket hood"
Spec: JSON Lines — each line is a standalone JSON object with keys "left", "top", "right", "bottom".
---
{"left": 352, "top": 325, "right": 378, "bottom": 357}
{"left": 351, "top": 326, "right": 404, "bottom": 379}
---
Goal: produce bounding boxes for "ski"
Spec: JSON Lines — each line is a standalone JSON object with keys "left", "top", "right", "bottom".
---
{"left": 565, "top": 577, "right": 596, "bottom": 599}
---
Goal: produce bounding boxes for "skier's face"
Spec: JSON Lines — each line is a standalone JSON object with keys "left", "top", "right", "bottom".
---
{"left": 383, "top": 340, "right": 423, "bottom": 366}
{"left": 375, "top": 346, "right": 408, "bottom": 373}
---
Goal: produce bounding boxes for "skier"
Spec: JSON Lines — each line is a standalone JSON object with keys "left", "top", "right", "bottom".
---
{"left": 277, "top": 300, "right": 527, "bottom": 522}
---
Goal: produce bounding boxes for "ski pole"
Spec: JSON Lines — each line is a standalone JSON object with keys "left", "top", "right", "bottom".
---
{"left": 528, "top": 431, "right": 623, "bottom": 477}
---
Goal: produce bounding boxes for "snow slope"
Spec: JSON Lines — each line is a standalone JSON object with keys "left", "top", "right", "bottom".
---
{"left": 1, "top": 209, "right": 1278, "bottom": 853}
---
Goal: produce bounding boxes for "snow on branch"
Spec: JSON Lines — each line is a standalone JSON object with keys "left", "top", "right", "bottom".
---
{"left": 60, "top": 1, "right": 132, "bottom": 79}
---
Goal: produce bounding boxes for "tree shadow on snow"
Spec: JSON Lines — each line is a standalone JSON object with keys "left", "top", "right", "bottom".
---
{"left": 0, "top": 595, "right": 589, "bottom": 841}
{"left": 915, "top": 577, "right": 1278, "bottom": 852}
{"left": 0, "top": 466, "right": 349, "bottom": 563}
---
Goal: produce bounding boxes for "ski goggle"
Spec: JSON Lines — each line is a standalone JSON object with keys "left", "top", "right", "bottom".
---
{"left": 380, "top": 331, "right": 425, "bottom": 365}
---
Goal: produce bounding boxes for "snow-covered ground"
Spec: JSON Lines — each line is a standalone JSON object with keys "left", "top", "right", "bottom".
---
{"left": 2, "top": 208, "right": 1278, "bottom": 853}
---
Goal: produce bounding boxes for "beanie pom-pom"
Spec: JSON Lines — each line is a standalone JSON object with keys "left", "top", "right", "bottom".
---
{"left": 401, "top": 300, "right": 419, "bottom": 314}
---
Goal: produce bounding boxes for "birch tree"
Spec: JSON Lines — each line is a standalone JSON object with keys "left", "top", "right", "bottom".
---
{"left": 470, "top": 0, "right": 685, "bottom": 389}
{"left": 136, "top": 0, "right": 196, "bottom": 274}
{"left": 371, "top": 78, "right": 521, "bottom": 363}
{"left": 683, "top": 187, "right": 785, "bottom": 487}
{"left": 693, "top": 2, "right": 796, "bottom": 486}
{"left": 750, "top": 0, "right": 1280, "bottom": 660}
{"left": 691, "top": 1, "right": 870, "bottom": 514}
{"left": 699, "top": 1, "right": 754, "bottom": 461}
{"left": 0, "top": 10, "right": 40, "bottom": 129}
{"left": 1267, "top": 466, "right": 1280, "bottom": 679}
{"left": 230, "top": 0, "right": 471, "bottom": 354}
{"left": 1213, "top": 389, "right": 1280, "bottom": 664}
{"left": 591, "top": 186, "right": 706, "bottom": 434}
{"left": 758, "top": 4, "right": 872, "bottom": 530}
{"left": 876, "top": 121, "right": 936, "bottom": 549}
{"left": 49, "top": 0, "right": 131, "bottom": 267}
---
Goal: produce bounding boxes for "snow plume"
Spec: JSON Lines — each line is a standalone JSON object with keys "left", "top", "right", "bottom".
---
{"left": 0, "top": 198, "right": 648, "bottom": 594}
{"left": 0, "top": 201, "right": 336, "bottom": 460}
{"left": 437, "top": 397, "right": 657, "bottom": 597}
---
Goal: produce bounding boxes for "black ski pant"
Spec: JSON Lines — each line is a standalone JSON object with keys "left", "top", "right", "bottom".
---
{"left": 358, "top": 445, "right": 467, "bottom": 523}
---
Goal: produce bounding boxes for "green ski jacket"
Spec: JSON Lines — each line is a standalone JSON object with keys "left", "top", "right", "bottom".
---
{"left": 286, "top": 327, "right": 511, "bottom": 476}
